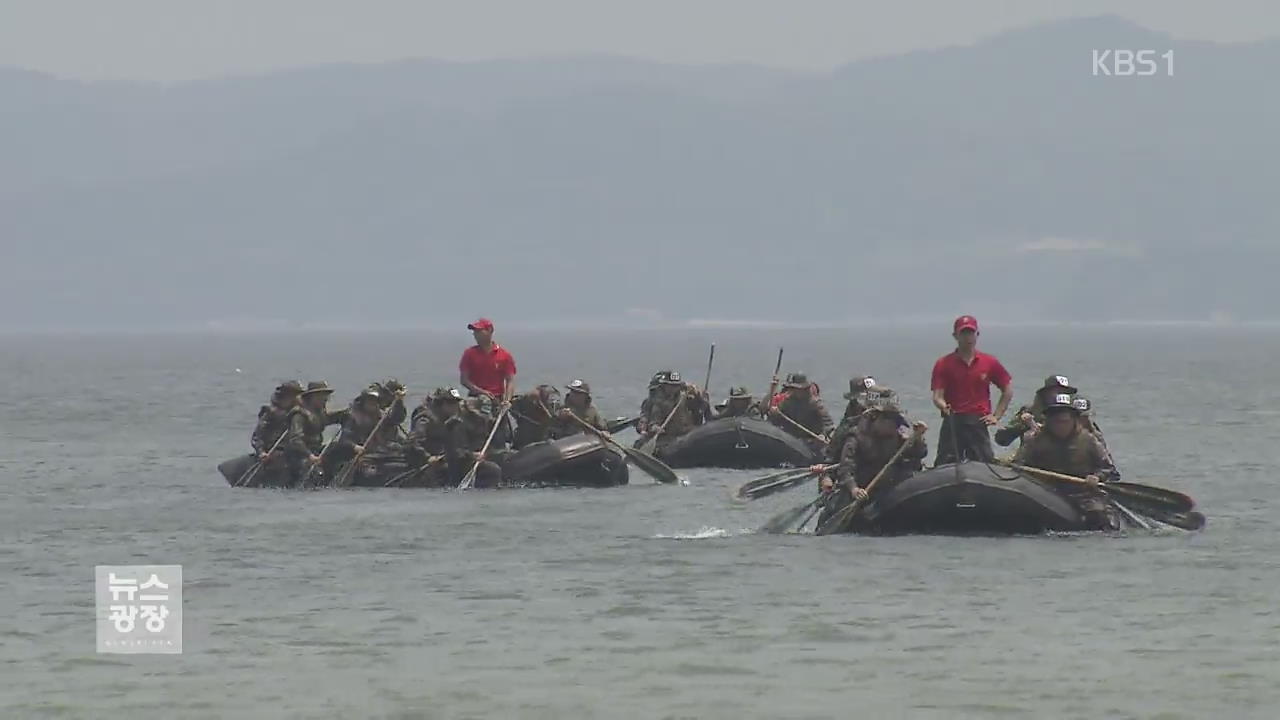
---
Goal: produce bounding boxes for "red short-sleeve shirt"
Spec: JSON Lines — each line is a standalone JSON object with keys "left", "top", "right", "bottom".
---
{"left": 459, "top": 344, "right": 517, "bottom": 396}
{"left": 930, "top": 351, "right": 1011, "bottom": 416}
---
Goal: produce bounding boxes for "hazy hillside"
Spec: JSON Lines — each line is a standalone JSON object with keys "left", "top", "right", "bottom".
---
{"left": 3, "top": 15, "right": 1277, "bottom": 330}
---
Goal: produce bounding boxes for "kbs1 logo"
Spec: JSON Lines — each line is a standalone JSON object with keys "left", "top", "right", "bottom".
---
{"left": 1092, "top": 49, "right": 1174, "bottom": 76}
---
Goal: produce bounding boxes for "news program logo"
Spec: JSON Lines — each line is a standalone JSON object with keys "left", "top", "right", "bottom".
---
{"left": 1092, "top": 49, "right": 1174, "bottom": 76}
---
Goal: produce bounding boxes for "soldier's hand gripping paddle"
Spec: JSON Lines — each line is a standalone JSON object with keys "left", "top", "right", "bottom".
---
{"left": 815, "top": 426, "right": 925, "bottom": 536}
{"left": 333, "top": 397, "right": 401, "bottom": 488}
{"left": 236, "top": 429, "right": 290, "bottom": 487}
{"left": 774, "top": 410, "right": 829, "bottom": 447}
{"left": 637, "top": 391, "right": 686, "bottom": 455}
{"left": 993, "top": 460, "right": 1197, "bottom": 516}
{"left": 458, "top": 405, "right": 509, "bottom": 490}
{"left": 297, "top": 427, "right": 342, "bottom": 489}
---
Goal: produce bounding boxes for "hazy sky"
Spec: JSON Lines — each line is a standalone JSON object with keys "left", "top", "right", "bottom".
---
{"left": 2, "top": 0, "right": 1277, "bottom": 82}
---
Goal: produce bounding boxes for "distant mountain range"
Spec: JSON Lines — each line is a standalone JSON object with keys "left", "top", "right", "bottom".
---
{"left": 4, "top": 15, "right": 1277, "bottom": 330}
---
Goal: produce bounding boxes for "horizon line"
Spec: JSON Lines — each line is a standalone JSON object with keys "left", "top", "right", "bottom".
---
{"left": 5, "top": 14, "right": 1273, "bottom": 87}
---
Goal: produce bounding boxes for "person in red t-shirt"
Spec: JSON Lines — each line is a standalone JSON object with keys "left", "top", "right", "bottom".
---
{"left": 930, "top": 315, "right": 1012, "bottom": 465}
{"left": 459, "top": 318, "right": 517, "bottom": 404}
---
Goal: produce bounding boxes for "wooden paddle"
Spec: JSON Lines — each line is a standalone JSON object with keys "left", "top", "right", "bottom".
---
{"left": 762, "top": 347, "right": 784, "bottom": 412}
{"left": 566, "top": 410, "right": 679, "bottom": 485}
{"left": 637, "top": 391, "right": 686, "bottom": 455}
{"left": 993, "top": 460, "right": 1196, "bottom": 514}
{"left": 1110, "top": 498, "right": 1153, "bottom": 530}
{"left": 236, "top": 426, "right": 290, "bottom": 487}
{"left": 760, "top": 495, "right": 824, "bottom": 535}
{"left": 296, "top": 426, "right": 342, "bottom": 489}
{"left": 815, "top": 428, "right": 925, "bottom": 536}
{"left": 385, "top": 459, "right": 431, "bottom": 488}
{"left": 703, "top": 343, "right": 715, "bottom": 399}
{"left": 458, "top": 405, "right": 509, "bottom": 489}
{"left": 332, "top": 393, "right": 403, "bottom": 488}
{"left": 606, "top": 416, "right": 640, "bottom": 433}
{"left": 773, "top": 409, "right": 829, "bottom": 447}
{"left": 736, "top": 465, "right": 830, "bottom": 501}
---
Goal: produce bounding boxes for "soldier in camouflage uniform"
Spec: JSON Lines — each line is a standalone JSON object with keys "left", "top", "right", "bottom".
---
{"left": 825, "top": 376, "right": 888, "bottom": 463}
{"left": 636, "top": 371, "right": 700, "bottom": 451}
{"left": 285, "top": 381, "right": 349, "bottom": 485}
{"left": 249, "top": 380, "right": 304, "bottom": 486}
{"left": 715, "top": 387, "right": 762, "bottom": 419}
{"left": 550, "top": 380, "right": 611, "bottom": 439}
{"left": 367, "top": 379, "right": 408, "bottom": 445}
{"left": 407, "top": 388, "right": 454, "bottom": 478}
{"left": 331, "top": 387, "right": 402, "bottom": 483}
{"left": 406, "top": 387, "right": 502, "bottom": 487}
{"left": 1073, "top": 396, "right": 1119, "bottom": 480}
{"left": 1013, "top": 392, "right": 1119, "bottom": 530}
{"left": 1072, "top": 397, "right": 1108, "bottom": 448}
{"left": 816, "top": 397, "right": 928, "bottom": 522}
{"left": 995, "top": 375, "right": 1078, "bottom": 447}
{"left": 510, "top": 384, "right": 561, "bottom": 449}
{"left": 768, "top": 373, "right": 833, "bottom": 452}
{"left": 682, "top": 381, "right": 714, "bottom": 426}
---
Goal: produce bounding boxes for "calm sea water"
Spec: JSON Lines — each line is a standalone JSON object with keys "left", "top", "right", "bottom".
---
{"left": 1, "top": 326, "right": 1276, "bottom": 719}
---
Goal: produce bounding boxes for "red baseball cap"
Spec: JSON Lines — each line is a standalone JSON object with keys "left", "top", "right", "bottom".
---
{"left": 953, "top": 315, "right": 979, "bottom": 333}
{"left": 467, "top": 318, "right": 494, "bottom": 331}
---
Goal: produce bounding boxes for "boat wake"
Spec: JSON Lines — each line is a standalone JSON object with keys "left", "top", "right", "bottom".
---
{"left": 652, "top": 526, "right": 750, "bottom": 540}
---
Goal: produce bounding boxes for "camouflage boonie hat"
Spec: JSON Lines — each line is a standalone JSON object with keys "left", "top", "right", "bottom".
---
{"left": 566, "top": 379, "right": 592, "bottom": 395}
{"left": 301, "top": 381, "right": 334, "bottom": 396}
{"left": 275, "top": 380, "right": 305, "bottom": 396}
{"left": 864, "top": 387, "right": 901, "bottom": 414}
{"left": 382, "top": 379, "right": 406, "bottom": 394}
{"left": 844, "top": 376, "right": 889, "bottom": 399}
{"left": 432, "top": 387, "right": 464, "bottom": 403}
{"left": 728, "top": 386, "right": 753, "bottom": 400}
{"left": 783, "top": 373, "right": 811, "bottom": 389}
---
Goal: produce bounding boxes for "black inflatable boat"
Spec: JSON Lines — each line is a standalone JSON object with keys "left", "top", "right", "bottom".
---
{"left": 818, "top": 461, "right": 1088, "bottom": 535}
{"left": 499, "top": 435, "right": 628, "bottom": 487}
{"left": 656, "top": 417, "right": 820, "bottom": 469}
{"left": 218, "top": 435, "right": 626, "bottom": 489}
{"left": 217, "top": 454, "right": 293, "bottom": 488}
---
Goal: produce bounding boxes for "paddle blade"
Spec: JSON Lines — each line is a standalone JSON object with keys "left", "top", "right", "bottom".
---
{"left": 331, "top": 461, "right": 356, "bottom": 488}
{"left": 736, "top": 469, "right": 817, "bottom": 501}
{"left": 1108, "top": 482, "right": 1196, "bottom": 514}
{"left": 1139, "top": 507, "right": 1206, "bottom": 531}
{"left": 607, "top": 416, "right": 640, "bottom": 433}
{"left": 621, "top": 445, "right": 679, "bottom": 484}
{"left": 814, "top": 497, "right": 867, "bottom": 536}
{"left": 760, "top": 499, "right": 818, "bottom": 534}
